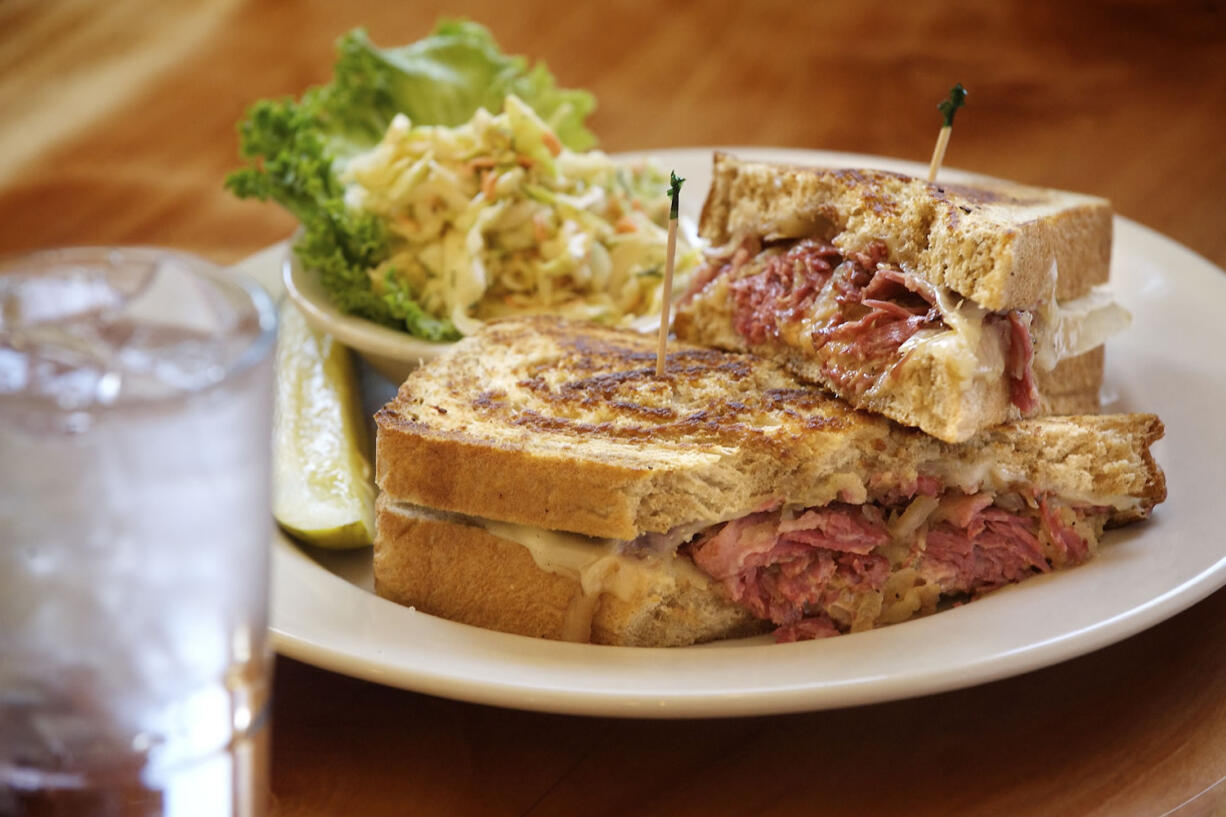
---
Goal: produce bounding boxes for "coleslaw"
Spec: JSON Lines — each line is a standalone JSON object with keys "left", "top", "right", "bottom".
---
{"left": 340, "top": 95, "right": 700, "bottom": 335}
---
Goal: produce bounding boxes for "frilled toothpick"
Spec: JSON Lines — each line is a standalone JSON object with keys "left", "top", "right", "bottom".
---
{"left": 656, "top": 171, "right": 684, "bottom": 377}
{"left": 928, "top": 83, "right": 968, "bottom": 183}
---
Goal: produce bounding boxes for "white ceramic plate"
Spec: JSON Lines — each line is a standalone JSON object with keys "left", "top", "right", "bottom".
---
{"left": 238, "top": 147, "right": 1226, "bottom": 719}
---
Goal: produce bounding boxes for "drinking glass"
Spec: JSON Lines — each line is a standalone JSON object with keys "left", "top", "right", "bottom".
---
{"left": 0, "top": 247, "right": 277, "bottom": 816}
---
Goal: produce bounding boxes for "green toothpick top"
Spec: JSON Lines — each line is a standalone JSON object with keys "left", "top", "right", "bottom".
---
{"left": 668, "top": 171, "right": 685, "bottom": 220}
{"left": 928, "top": 83, "right": 968, "bottom": 182}
{"left": 937, "top": 83, "right": 968, "bottom": 128}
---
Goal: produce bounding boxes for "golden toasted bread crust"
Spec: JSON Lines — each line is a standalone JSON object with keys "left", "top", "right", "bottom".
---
{"left": 373, "top": 498, "right": 767, "bottom": 646}
{"left": 375, "top": 317, "right": 1165, "bottom": 540}
{"left": 1037, "top": 346, "right": 1105, "bottom": 415}
{"left": 699, "top": 152, "right": 1113, "bottom": 309}
{"left": 374, "top": 496, "right": 579, "bottom": 639}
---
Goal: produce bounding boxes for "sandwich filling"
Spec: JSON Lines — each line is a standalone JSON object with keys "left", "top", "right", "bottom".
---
{"left": 449, "top": 481, "right": 1119, "bottom": 643}
{"left": 684, "top": 237, "right": 1128, "bottom": 414}
{"left": 680, "top": 486, "right": 1112, "bottom": 642}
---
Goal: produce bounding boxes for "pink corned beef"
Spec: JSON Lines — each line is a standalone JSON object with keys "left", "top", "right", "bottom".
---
{"left": 728, "top": 239, "right": 843, "bottom": 344}
{"left": 684, "top": 490, "right": 1102, "bottom": 642}
{"left": 920, "top": 508, "right": 1049, "bottom": 594}
{"left": 724, "top": 241, "right": 945, "bottom": 395}
{"left": 709, "top": 237, "right": 1042, "bottom": 411}
{"left": 811, "top": 254, "right": 941, "bottom": 368}
{"left": 817, "top": 310, "right": 932, "bottom": 365}
{"left": 918, "top": 495, "right": 1096, "bottom": 593}
{"left": 689, "top": 504, "right": 892, "bottom": 639}
{"left": 1006, "top": 311, "right": 1040, "bottom": 414}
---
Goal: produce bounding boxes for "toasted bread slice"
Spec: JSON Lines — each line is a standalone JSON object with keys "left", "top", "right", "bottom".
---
{"left": 372, "top": 317, "right": 1164, "bottom": 645}
{"left": 374, "top": 498, "right": 767, "bottom": 646}
{"left": 698, "top": 152, "right": 1112, "bottom": 310}
{"left": 375, "top": 316, "right": 1163, "bottom": 540}
{"left": 1038, "top": 346, "right": 1104, "bottom": 415}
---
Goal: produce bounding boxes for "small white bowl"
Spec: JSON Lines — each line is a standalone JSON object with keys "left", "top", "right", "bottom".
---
{"left": 283, "top": 245, "right": 671, "bottom": 385}
{"left": 282, "top": 248, "right": 454, "bottom": 384}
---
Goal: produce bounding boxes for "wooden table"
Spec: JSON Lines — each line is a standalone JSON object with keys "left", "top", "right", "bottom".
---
{"left": 4, "top": 1, "right": 1224, "bottom": 814}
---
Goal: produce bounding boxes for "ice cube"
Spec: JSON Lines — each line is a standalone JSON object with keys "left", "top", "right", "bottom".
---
{"left": 123, "top": 255, "right": 236, "bottom": 337}
{"left": 32, "top": 363, "right": 119, "bottom": 410}
{"left": 0, "top": 273, "right": 122, "bottom": 333}
{"left": 7, "top": 318, "right": 122, "bottom": 411}
{"left": 0, "top": 347, "right": 27, "bottom": 393}
{"left": 115, "top": 325, "right": 228, "bottom": 394}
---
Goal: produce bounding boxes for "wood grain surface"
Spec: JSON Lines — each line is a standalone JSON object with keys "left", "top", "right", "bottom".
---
{"left": 3, "top": 1, "right": 1225, "bottom": 815}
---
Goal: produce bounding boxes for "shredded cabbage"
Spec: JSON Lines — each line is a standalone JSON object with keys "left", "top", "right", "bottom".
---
{"left": 342, "top": 95, "right": 700, "bottom": 335}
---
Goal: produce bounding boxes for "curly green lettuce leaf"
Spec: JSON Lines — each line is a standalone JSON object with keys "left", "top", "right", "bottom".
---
{"left": 225, "top": 20, "right": 593, "bottom": 340}
{"left": 320, "top": 22, "right": 597, "bottom": 151}
{"left": 378, "top": 268, "right": 460, "bottom": 340}
{"left": 225, "top": 99, "right": 397, "bottom": 324}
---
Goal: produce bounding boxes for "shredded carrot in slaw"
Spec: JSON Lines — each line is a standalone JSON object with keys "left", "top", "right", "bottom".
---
{"left": 481, "top": 170, "right": 498, "bottom": 199}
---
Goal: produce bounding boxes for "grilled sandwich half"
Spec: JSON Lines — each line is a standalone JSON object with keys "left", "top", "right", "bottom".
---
{"left": 674, "top": 153, "right": 1131, "bottom": 443}
{"left": 372, "top": 316, "right": 1165, "bottom": 646}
